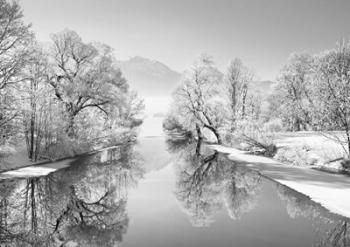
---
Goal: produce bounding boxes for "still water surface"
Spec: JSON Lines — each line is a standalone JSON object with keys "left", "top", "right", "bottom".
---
{"left": 0, "top": 136, "right": 349, "bottom": 246}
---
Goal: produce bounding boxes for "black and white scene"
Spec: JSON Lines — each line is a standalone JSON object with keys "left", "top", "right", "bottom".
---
{"left": 0, "top": 0, "right": 350, "bottom": 246}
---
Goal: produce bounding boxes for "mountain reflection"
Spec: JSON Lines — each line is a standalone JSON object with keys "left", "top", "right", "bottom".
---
{"left": 0, "top": 144, "right": 144, "bottom": 246}
{"left": 168, "top": 139, "right": 261, "bottom": 227}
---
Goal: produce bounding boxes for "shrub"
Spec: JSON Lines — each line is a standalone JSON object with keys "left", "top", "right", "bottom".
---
{"left": 263, "top": 118, "right": 284, "bottom": 133}
{"left": 274, "top": 144, "right": 312, "bottom": 166}
{"left": 341, "top": 159, "right": 350, "bottom": 170}
{"left": 236, "top": 121, "right": 277, "bottom": 157}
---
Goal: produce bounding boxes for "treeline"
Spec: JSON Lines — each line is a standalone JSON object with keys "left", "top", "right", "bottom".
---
{"left": 0, "top": 0, "right": 143, "bottom": 162}
{"left": 164, "top": 55, "right": 260, "bottom": 144}
{"left": 164, "top": 40, "right": 350, "bottom": 154}
{"left": 270, "top": 41, "right": 350, "bottom": 153}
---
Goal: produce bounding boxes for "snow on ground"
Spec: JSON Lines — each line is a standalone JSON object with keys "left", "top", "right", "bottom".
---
{"left": 0, "top": 159, "right": 74, "bottom": 180}
{"left": 274, "top": 131, "right": 345, "bottom": 156}
{"left": 210, "top": 144, "right": 350, "bottom": 219}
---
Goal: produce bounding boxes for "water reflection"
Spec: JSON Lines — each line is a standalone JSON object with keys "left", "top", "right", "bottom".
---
{"left": 0, "top": 144, "right": 144, "bottom": 246}
{"left": 167, "top": 138, "right": 350, "bottom": 246}
{"left": 168, "top": 139, "right": 261, "bottom": 227}
{"left": 1, "top": 137, "right": 350, "bottom": 246}
{"left": 277, "top": 183, "right": 350, "bottom": 247}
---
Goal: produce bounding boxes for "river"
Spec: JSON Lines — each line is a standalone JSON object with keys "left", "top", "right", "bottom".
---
{"left": 0, "top": 133, "right": 349, "bottom": 246}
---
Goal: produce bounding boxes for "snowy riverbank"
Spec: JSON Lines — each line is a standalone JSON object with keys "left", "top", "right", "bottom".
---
{"left": 0, "top": 145, "right": 122, "bottom": 180}
{"left": 210, "top": 144, "right": 350, "bottom": 219}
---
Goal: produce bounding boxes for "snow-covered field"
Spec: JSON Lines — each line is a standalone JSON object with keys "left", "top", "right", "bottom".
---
{"left": 210, "top": 144, "right": 350, "bottom": 219}
{"left": 274, "top": 131, "right": 345, "bottom": 154}
{"left": 273, "top": 131, "right": 347, "bottom": 171}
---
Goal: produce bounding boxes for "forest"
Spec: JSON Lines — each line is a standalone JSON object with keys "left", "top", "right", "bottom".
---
{"left": 1, "top": 0, "right": 350, "bottom": 173}
{"left": 0, "top": 0, "right": 144, "bottom": 165}
{"left": 164, "top": 43, "right": 350, "bottom": 169}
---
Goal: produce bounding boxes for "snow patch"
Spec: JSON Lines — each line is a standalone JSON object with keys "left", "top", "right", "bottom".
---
{"left": 210, "top": 145, "right": 350, "bottom": 219}
{"left": 0, "top": 159, "right": 73, "bottom": 180}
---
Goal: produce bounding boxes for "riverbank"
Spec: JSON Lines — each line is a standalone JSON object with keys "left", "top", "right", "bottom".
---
{"left": 210, "top": 144, "right": 350, "bottom": 219}
{"left": 0, "top": 145, "right": 123, "bottom": 180}
{"left": 273, "top": 131, "right": 347, "bottom": 171}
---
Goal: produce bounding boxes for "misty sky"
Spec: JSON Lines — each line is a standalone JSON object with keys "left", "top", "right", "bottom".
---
{"left": 21, "top": 0, "right": 350, "bottom": 81}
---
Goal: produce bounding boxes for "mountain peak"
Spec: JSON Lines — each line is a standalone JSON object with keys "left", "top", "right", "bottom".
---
{"left": 128, "top": 56, "right": 150, "bottom": 63}
{"left": 115, "top": 56, "right": 181, "bottom": 97}
{"left": 125, "top": 56, "right": 175, "bottom": 73}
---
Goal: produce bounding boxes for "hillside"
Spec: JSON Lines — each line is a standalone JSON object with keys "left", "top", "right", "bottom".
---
{"left": 116, "top": 56, "right": 181, "bottom": 97}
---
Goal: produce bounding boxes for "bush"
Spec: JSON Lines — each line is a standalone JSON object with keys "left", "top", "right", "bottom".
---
{"left": 263, "top": 118, "right": 284, "bottom": 133}
{"left": 236, "top": 121, "right": 277, "bottom": 157}
{"left": 274, "top": 144, "right": 312, "bottom": 166}
{"left": 341, "top": 159, "right": 350, "bottom": 170}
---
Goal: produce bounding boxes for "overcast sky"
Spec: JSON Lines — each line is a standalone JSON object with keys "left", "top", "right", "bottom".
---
{"left": 21, "top": 0, "right": 350, "bottom": 81}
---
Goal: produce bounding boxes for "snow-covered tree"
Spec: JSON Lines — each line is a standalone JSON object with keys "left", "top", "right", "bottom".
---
{"left": 0, "top": 0, "right": 33, "bottom": 144}
{"left": 312, "top": 40, "right": 350, "bottom": 154}
{"left": 167, "top": 55, "right": 225, "bottom": 143}
{"left": 269, "top": 53, "right": 314, "bottom": 131}
{"left": 48, "top": 30, "right": 129, "bottom": 136}
{"left": 224, "top": 58, "right": 254, "bottom": 130}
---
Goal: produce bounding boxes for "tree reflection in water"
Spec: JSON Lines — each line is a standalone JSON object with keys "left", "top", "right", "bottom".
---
{"left": 276, "top": 184, "right": 350, "bottom": 247}
{"left": 0, "top": 144, "right": 144, "bottom": 246}
{"left": 169, "top": 138, "right": 350, "bottom": 247}
{"left": 168, "top": 139, "right": 261, "bottom": 227}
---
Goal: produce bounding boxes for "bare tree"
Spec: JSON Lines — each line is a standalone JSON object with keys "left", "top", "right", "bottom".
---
{"left": 272, "top": 53, "right": 314, "bottom": 131}
{"left": 312, "top": 40, "right": 350, "bottom": 155}
{"left": 48, "top": 30, "right": 129, "bottom": 136}
{"left": 0, "top": 0, "right": 32, "bottom": 90}
{"left": 21, "top": 44, "right": 54, "bottom": 161}
{"left": 224, "top": 58, "right": 254, "bottom": 129}
{"left": 0, "top": 0, "right": 32, "bottom": 144}
{"left": 172, "top": 55, "right": 224, "bottom": 143}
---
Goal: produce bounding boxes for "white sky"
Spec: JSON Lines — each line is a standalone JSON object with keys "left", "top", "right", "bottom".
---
{"left": 20, "top": 0, "right": 350, "bottom": 81}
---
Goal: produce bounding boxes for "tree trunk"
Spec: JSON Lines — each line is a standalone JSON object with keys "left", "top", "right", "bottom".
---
{"left": 345, "top": 126, "right": 350, "bottom": 157}
{"left": 30, "top": 179, "right": 38, "bottom": 234}
{"left": 29, "top": 79, "right": 36, "bottom": 161}
{"left": 29, "top": 107, "right": 35, "bottom": 160}
{"left": 204, "top": 124, "right": 222, "bottom": 144}
{"left": 195, "top": 124, "right": 203, "bottom": 154}
{"left": 294, "top": 117, "right": 301, "bottom": 131}
{"left": 241, "top": 84, "right": 248, "bottom": 119}
{"left": 66, "top": 112, "right": 75, "bottom": 137}
{"left": 230, "top": 85, "right": 237, "bottom": 131}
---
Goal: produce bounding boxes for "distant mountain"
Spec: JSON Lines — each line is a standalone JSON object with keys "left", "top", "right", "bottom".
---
{"left": 116, "top": 56, "right": 181, "bottom": 97}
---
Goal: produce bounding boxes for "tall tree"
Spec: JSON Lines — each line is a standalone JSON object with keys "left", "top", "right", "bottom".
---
{"left": 224, "top": 58, "right": 254, "bottom": 130}
{"left": 313, "top": 40, "right": 350, "bottom": 154}
{"left": 172, "top": 55, "right": 224, "bottom": 143}
{"left": 271, "top": 53, "right": 314, "bottom": 131}
{"left": 48, "top": 30, "right": 129, "bottom": 136}
{"left": 21, "top": 44, "right": 55, "bottom": 161}
{"left": 0, "top": 0, "right": 32, "bottom": 143}
{"left": 0, "top": 0, "right": 32, "bottom": 90}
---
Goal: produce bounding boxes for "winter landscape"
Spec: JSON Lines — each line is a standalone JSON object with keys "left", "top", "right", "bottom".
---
{"left": 0, "top": 0, "right": 350, "bottom": 246}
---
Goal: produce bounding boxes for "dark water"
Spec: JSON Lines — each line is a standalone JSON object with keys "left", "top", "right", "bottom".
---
{"left": 0, "top": 137, "right": 349, "bottom": 246}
